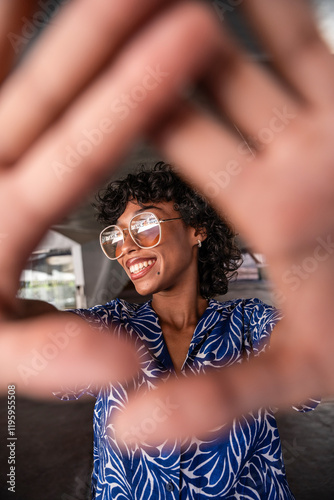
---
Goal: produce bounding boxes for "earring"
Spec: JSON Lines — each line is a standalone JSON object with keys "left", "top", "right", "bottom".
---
{"left": 197, "top": 239, "right": 202, "bottom": 248}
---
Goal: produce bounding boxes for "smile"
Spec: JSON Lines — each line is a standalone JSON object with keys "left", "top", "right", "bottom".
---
{"left": 129, "top": 259, "right": 157, "bottom": 278}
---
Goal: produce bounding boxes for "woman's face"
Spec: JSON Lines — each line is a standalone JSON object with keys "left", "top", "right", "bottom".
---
{"left": 116, "top": 200, "right": 200, "bottom": 296}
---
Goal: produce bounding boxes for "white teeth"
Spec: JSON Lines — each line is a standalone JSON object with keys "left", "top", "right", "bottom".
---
{"left": 129, "top": 260, "right": 155, "bottom": 274}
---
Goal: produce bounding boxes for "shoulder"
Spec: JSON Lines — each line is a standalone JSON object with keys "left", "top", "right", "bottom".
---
{"left": 67, "top": 298, "right": 149, "bottom": 327}
{"left": 211, "top": 297, "right": 282, "bottom": 347}
{"left": 210, "top": 297, "right": 280, "bottom": 320}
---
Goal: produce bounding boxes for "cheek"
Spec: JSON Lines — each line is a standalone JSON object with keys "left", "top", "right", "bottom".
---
{"left": 161, "top": 241, "right": 194, "bottom": 272}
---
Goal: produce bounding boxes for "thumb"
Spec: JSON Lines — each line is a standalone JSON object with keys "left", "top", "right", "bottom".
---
{"left": 113, "top": 343, "right": 323, "bottom": 447}
{"left": 0, "top": 313, "right": 139, "bottom": 398}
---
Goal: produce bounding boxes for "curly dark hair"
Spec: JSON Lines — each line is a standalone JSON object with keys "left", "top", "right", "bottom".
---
{"left": 94, "top": 162, "right": 242, "bottom": 298}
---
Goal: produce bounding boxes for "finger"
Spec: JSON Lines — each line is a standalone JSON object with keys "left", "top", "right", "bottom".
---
{"left": 154, "top": 102, "right": 334, "bottom": 258}
{"left": 153, "top": 103, "right": 283, "bottom": 251}
{"left": 204, "top": 45, "right": 299, "bottom": 143}
{"left": 241, "top": 0, "right": 334, "bottom": 107}
{"left": 0, "top": 2, "right": 223, "bottom": 300}
{"left": 0, "top": 0, "right": 39, "bottom": 84}
{"left": 0, "top": 314, "right": 139, "bottom": 398}
{"left": 0, "top": 0, "right": 171, "bottom": 165}
{"left": 113, "top": 330, "right": 328, "bottom": 447}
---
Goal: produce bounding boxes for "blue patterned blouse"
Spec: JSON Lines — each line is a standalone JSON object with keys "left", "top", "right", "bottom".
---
{"left": 55, "top": 297, "right": 318, "bottom": 499}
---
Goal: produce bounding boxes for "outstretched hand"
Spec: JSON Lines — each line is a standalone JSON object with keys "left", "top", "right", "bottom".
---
{"left": 1, "top": 0, "right": 334, "bottom": 440}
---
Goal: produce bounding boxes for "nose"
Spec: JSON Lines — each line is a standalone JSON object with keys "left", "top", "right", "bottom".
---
{"left": 120, "top": 230, "right": 139, "bottom": 256}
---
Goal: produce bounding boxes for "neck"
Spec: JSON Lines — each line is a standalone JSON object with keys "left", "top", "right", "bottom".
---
{"left": 151, "top": 286, "right": 208, "bottom": 330}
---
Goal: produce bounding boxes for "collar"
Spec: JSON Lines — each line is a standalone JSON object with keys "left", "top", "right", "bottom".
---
{"left": 124, "top": 299, "right": 231, "bottom": 371}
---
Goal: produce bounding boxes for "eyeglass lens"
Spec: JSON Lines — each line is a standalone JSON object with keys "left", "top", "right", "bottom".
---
{"left": 130, "top": 213, "right": 160, "bottom": 247}
{"left": 101, "top": 213, "right": 161, "bottom": 259}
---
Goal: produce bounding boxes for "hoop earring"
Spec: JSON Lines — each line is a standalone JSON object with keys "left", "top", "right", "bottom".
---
{"left": 197, "top": 239, "right": 202, "bottom": 248}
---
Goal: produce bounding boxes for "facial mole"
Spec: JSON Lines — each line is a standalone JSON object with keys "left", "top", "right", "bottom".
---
{"left": 157, "top": 272, "right": 160, "bottom": 275}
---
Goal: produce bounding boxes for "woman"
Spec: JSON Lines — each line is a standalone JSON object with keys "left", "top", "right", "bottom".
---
{"left": 57, "top": 162, "right": 317, "bottom": 499}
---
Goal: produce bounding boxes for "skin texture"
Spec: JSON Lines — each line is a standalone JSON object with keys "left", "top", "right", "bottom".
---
{"left": 1, "top": 0, "right": 334, "bottom": 442}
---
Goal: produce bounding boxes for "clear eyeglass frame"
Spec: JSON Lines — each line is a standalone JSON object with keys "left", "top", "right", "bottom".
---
{"left": 99, "top": 211, "right": 182, "bottom": 260}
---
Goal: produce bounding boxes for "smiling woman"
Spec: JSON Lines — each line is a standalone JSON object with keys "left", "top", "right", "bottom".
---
{"left": 53, "top": 162, "right": 319, "bottom": 500}
{"left": 95, "top": 162, "right": 241, "bottom": 298}
{"left": 1, "top": 0, "right": 334, "bottom": 497}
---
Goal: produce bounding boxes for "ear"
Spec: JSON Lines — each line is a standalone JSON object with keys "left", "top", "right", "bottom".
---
{"left": 191, "top": 227, "right": 207, "bottom": 247}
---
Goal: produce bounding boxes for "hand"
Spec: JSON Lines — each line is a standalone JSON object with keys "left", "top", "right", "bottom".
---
{"left": 1, "top": 0, "right": 334, "bottom": 438}
{"left": 0, "top": 0, "right": 225, "bottom": 395}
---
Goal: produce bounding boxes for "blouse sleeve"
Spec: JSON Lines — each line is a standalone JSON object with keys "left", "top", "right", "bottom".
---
{"left": 246, "top": 298, "right": 282, "bottom": 355}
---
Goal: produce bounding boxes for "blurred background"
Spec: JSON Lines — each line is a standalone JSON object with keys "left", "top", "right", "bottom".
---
{"left": 1, "top": 0, "right": 334, "bottom": 498}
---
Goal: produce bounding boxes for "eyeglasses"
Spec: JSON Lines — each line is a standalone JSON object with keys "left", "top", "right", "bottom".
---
{"left": 100, "top": 211, "right": 182, "bottom": 260}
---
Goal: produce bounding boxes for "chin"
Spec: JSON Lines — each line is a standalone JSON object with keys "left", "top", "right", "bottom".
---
{"left": 133, "top": 283, "right": 154, "bottom": 296}
{"left": 133, "top": 281, "right": 161, "bottom": 297}
{"left": 135, "top": 288, "right": 151, "bottom": 296}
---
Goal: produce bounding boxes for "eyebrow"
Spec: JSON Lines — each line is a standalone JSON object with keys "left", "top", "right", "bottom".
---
{"left": 134, "top": 205, "right": 164, "bottom": 214}
{"left": 116, "top": 205, "right": 164, "bottom": 225}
